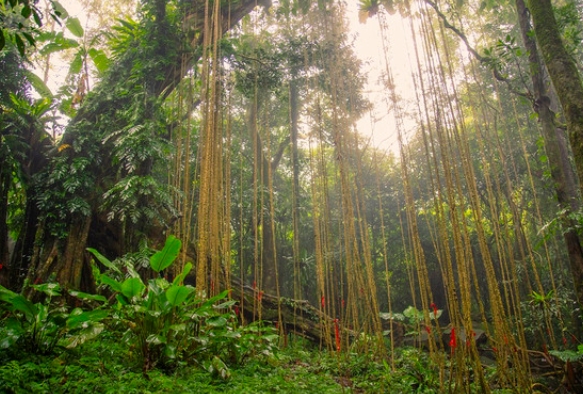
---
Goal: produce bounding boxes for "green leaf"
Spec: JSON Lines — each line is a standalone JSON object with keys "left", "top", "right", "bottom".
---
{"left": 69, "top": 51, "right": 84, "bottom": 75}
{"left": 88, "top": 48, "right": 110, "bottom": 73}
{"left": 66, "top": 309, "right": 108, "bottom": 330}
{"left": 166, "top": 285, "right": 194, "bottom": 306}
{"left": 65, "top": 17, "right": 84, "bottom": 38}
{"left": 24, "top": 70, "right": 54, "bottom": 98}
{"left": 214, "top": 300, "right": 237, "bottom": 310}
{"left": 121, "top": 277, "right": 145, "bottom": 299}
{"left": 173, "top": 262, "right": 192, "bottom": 285}
{"left": 0, "top": 328, "right": 20, "bottom": 348}
{"left": 549, "top": 349, "right": 583, "bottom": 362}
{"left": 52, "top": 1, "right": 69, "bottom": 18}
{"left": 150, "top": 235, "right": 181, "bottom": 273}
{"left": 15, "top": 34, "right": 26, "bottom": 56}
{"left": 30, "top": 282, "right": 61, "bottom": 297}
{"left": 69, "top": 290, "right": 107, "bottom": 303}
{"left": 403, "top": 306, "right": 421, "bottom": 320}
{"left": 61, "top": 322, "right": 104, "bottom": 348}
{"left": 40, "top": 38, "right": 79, "bottom": 55}
{"left": 87, "top": 247, "right": 121, "bottom": 274}
{"left": 10, "top": 295, "right": 38, "bottom": 321}
{"left": 0, "top": 285, "right": 18, "bottom": 303}
{"left": 206, "top": 316, "right": 227, "bottom": 328}
{"left": 22, "top": 5, "right": 32, "bottom": 18}
{"left": 146, "top": 334, "right": 165, "bottom": 345}
{"left": 100, "top": 274, "right": 122, "bottom": 293}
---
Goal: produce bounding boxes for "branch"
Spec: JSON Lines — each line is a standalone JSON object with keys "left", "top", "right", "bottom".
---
{"left": 423, "top": 0, "right": 531, "bottom": 100}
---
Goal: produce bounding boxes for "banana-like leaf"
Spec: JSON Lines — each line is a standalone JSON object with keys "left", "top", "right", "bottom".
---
{"left": 121, "top": 277, "right": 145, "bottom": 299}
{"left": 173, "top": 262, "right": 192, "bottom": 285}
{"left": 206, "top": 316, "right": 227, "bottom": 328}
{"left": 100, "top": 274, "right": 122, "bottom": 293}
{"left": 150, "top": 235, "right": 181, "bottom": 273}
{"left": 66, "top": 309, "right": 109, "bottom": 330}
{"left": 88, "top": 48, "right": 110, "bottom": 73}
{"left": 0, "top": 284, "right": 17, "bottom": 303}
{"left": 69, "top": 50, "right": 84, "bottom": 75}
{"left": 52, "top": 1, "right": 69, "bottom": 18}
{"left": 166, "top": 285, "right": 194, "bottom": 306}
{"left": 24, "top": 70, "right": 53, "bottom": 98}
{"left": 9, "top": 295, "right": 38, "bottom": 322}
{"left": 87, "top": 247, "right": 121, "bottom": 274}
{"left": 65, "top": 17, "right": 84, "bottom": 37}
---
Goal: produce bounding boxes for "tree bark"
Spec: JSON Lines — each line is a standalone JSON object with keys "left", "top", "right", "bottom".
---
{"left": 526, "top": 0, "right": 583, "bottom": 308}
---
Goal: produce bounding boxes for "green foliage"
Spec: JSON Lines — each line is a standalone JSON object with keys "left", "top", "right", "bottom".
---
{"left": 381, "top": 305, "right": 442, "bottom": 336}
{"left": 89, "top": 236, "right": 279, "bottom": 374}
{"left": 0, "top": 0, "right": 45, "bottom": 56}
{"left": 549, "top": 344, "right": 583, "bottom": 363}
{"left": 520, "top": 287, "right": 580, "bottom": 349}
{"left": 0, "top": 282, "right": 107, "bottom": 355}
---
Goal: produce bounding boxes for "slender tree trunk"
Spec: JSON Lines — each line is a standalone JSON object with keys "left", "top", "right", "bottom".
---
{"left": 522, "top": 0, "right": 583, "bottom": 308}
{"left": 289, "top": 79, "right": 302, "bottom": 299}
{"left": 0, "top": 170, "right": 10, "bottom": 287}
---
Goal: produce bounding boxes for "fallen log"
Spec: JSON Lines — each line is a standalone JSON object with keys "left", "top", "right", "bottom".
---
{"left": 229, "top": 276, "right": 335, "bottom": 347}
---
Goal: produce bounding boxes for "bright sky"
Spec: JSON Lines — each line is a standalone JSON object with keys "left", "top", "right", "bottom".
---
{"left": 345, "top": 3, "right": 416, "bottom": 155}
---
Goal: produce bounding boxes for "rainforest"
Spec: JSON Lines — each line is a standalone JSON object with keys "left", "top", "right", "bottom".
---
{"left": 1, "top": 0, "right": 583, "bottom": 392}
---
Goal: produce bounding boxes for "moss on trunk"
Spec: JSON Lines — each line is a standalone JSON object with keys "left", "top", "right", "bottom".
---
{"left": 527, "top": 0, "right": 583, "bottom": 308}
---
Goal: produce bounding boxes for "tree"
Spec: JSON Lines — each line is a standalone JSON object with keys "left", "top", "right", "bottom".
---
{"left": 527, "top": 0, "right": 583, "bottom": 307}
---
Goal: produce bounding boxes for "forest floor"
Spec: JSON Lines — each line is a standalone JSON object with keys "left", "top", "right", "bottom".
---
{"left": 1, "top": 332, "right": 568, "bottom": 393}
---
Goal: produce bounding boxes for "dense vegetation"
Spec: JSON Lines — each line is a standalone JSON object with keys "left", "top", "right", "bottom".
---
{"left": 1, "top": 0, "right": 583, "bottom": 392}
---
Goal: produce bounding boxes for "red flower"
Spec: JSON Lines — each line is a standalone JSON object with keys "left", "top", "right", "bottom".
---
{"left": 449, "top": 327, "right": 457, "bottom": 351}
{"left": 430, "top": 302, "right": 437, "bottom": 318}
{"left": 0, "top": 263, "right": 3, "bottom": 270}
{"left": 252, "top": 280, "right": 256, "bottom": 289}
{"left": 334, "top": 319, "right": 341, "bottom": 352}
{"left": 234, "top": 306, "right": 240, "bottom": 316}
{"left": 425, "top": 325, "right": 431, "bottom": 334}
{"left": 257, "top": 291, "right": 263, "bottom": 302}
{"left": 321, "top": 295, "right": 325, "bottom": 309}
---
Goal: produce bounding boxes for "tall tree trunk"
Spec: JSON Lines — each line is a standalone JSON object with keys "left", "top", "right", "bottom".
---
{"left": 523, "top": 0, "right": 583, "bottom": 308}
{"left": 289, "top": 79, "right": 301, "bottom": 300}
{"left": 0, "top": 170, "right": 10, "bottom": 287}
{"left": 526, "top": 0, "right": 583, "bottom": 187}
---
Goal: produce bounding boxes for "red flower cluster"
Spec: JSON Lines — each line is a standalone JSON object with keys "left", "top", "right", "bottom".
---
{"left": 334, "top": 318, "right": 341, "bottom": 352}
{"left": 449, "top": 327, "right": 457, "bottom": 352}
